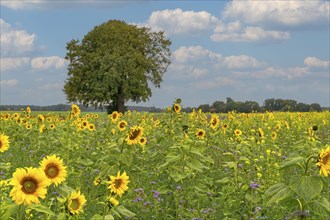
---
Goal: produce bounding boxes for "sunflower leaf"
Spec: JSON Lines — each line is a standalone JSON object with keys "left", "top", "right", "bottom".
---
{"left": 116, "top": 205, "right": 136, "bottom": 218}
{"left": 29, "top": 204, "right": 55, "bottom": 216}
{"left": 289, "top": 175, "right": 323, "bottom": 202}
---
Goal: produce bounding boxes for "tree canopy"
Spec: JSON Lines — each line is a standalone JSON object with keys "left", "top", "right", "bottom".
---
{"left": 64, "top": 20, "right": 171, "bottom": 113}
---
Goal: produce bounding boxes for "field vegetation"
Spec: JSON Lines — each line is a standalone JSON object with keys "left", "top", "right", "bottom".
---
{"left": 0, "top": 101, "right": 329, "bottom": 220}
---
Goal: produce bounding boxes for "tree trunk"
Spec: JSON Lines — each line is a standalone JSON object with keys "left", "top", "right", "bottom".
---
{"left": 117, "top": 87, "right": 125, "bottom": 113}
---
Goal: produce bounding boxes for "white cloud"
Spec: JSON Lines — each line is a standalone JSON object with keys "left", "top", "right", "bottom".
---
{"left": 211, "top": 26, "right": 290, "bottom": 42}
{"left": 191, "top": 76, "right": 237, "bottom": 89}
{"left": 146, "top": 8, "right": 220, "bottom": 35}
{"left": 31, "top": 56, "right": 68, "bottom": 70}
{"left": 304, "top": 57, "right": 330, "bottom": 68}
{"left": 0, "top": 0, "right": 44, "bottom": 10}
{"left": 0, "top": 19, "right": 37, "bottom": 56}
{"left": 222, "top": 0, "right": 329, "bottom": 27}
{"left": 234, "top": 66, "right": 310, "bottom": 80}
{"left": 173, "top": 46, "right": 222, "bottom": 63}
{"left": 223, "top": 55, "right": 267, "bottom": 69}
{"left": 1, "top": 57, "right": 30, "bottom": 72}
{"left": 1, "top": 79, "right": 18, "bottom": 87}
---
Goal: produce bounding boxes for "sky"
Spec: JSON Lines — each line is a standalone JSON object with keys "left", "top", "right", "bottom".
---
{"left": 1, "top": 0, "right": 329, "bottom": 108}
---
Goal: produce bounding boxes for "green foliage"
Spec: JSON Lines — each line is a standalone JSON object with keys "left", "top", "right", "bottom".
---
{"left": 64, "top": 20, "right": 171, "bottom": 112}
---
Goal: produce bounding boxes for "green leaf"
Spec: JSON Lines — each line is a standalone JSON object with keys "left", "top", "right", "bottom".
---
{"left": 280, "top": 155, "right": 304, "bottom": 169}
{"left": 0, "top": 162, "right": 11, "bottom": 170}
{"left": 187, "top": 158, "right": 208, "bottom": 172}
{"left": 215, "top": 177, "right": 231, "bottom": 184}
{"left": 104, "top": 214, "right": 115, "bottom": 220}
{"left": 289, "top": 175, "right": 323, "bottom": 202}
{"left": 116, "top": 205, "right": 136, "bottom": 218}
{"left": 76, "top": 156, "right": 94, "bottom": 166}
{"left": 29, "top": 204, "right": 55, "bottom": 216}
{"left": 169, "top": 171, "right": 187, "bottom": 182}
{"left": 91, "top": 214, "right": 103, "bottom": 220}
{"left": 159, "top": 153, "right": 181, "bottom": 167}
{"left": 264, "top": 183, "right": 292, "bottom": 206}
{"left": 308, "top": 196, "right": 330, "bottom": 215}
{"left": 0, "top": 203, "right": 19, "bottom": 219}
{"left": 57, "top": 213, "right": 67, "bottom": 220}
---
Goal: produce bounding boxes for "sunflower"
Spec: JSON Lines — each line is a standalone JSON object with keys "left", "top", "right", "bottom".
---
{"left": 39, "top": 124, "right": 46, "bottom": 133}
{"left": 67, "top": 190, "right": 87, "bottom": 215}
{"left": 26, "top": 124, "right": 32, "bottom": 130}
{"left": 26, "top": 107, "right": 31, "bottom": 114}
{"left": 234, "top": 129, "right": 242, "bottom": 136}
{"left": 93, "top": 176, "right": 101, "bottom": 186}
{"left": 0, "top": 133, "right": 10, "bottom": 153}
{"left": 210, "top": 115, "right": 220, "bottom": 130}
{"left": 71, "top": 104, "right": 81, "bottom": 116}
{"left": 271, "top": 132, "right": 277, "bottom": 140}
{"left": 40, "top": 155, "right": 67, "bottom": 186}
{"left": 196, "top": 128, "right": 206, "bottom": 139}
{"left": 49, "top": 124, "right": 55, "bottom": 129}
{"left": 9, "top": 167, "right": 50, "bottom": 205}
{"left": 93, "top": 114, "right": 99, "bottom": 119}
{"left": 108, "top": 171, "right": 130, "bottom": 197}
{"left": 117, "top": 120, "right": 128, "bottom": 131}
{"left": 109, "top": 111, "right": 120, "bottom": 123}
{"left": 126, "top": 126, "right": 143, "bottom": 145}
{"left": 109, "top": 196, "right": 119, "bottom": 206}
{"left": 173, "top": 104, "right": 181, "bottom": 113}
{"left": 139, "top": 137, "right": 147, "bottom": 146}
{"left": 316, "top": 146, "right": 330, "bottom": 177}
{"left": 88, "top": 123, "right": 96, "bottom": 131}
{"left": 38, "top": 114, "right": 45, "bottom": 123}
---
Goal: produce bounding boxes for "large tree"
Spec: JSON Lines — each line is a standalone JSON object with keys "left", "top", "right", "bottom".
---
{"left": 64, "top": 20, "right": 171, "bottom": 113}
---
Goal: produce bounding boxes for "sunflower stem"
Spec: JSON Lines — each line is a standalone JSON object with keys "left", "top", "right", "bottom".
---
{"left": 304, "top": 155, "right": 317, "bottom": 175}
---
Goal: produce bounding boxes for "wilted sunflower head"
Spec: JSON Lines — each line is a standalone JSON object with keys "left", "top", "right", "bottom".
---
{"left": 40, "top": 155, "right": 67, "bottom": 186}
{"left": 9, "top": 167, "right": 50, "bottom": 205}
{"left": 67, "top": 190, "right": 87, "bottom": 215}
{"left": 0, "top": 133, "right": 10, "bottom": 153}
{"left": 316, "top": 146, "right": 330, "bottom": 177}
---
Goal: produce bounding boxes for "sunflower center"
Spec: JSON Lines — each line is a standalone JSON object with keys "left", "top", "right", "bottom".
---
{"left": 114, "top": 179, "right": 123, "bottom": 189}
{"left": 45, "top": 164, "right": 59, "bottom": 178}
{"left": 21, "top": 178, "right": 38, "bottom": 194}
{"left": 322, "top": 154, "right": 330, "bottom": 165}
{"left": 0, "top": 140, "right": 2, "bottom": 148}
{"left": 119, "top": 123, "right": 125, "bottom": 128}
{"left": 129, "top": 129, "right": 141, "bottom": 140}
{"left": 70, "top": 199, "right": 80, "bottom": 210}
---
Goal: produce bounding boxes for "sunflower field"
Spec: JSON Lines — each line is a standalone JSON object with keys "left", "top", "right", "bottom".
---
{"left": 0, "top": 101, "right": 329, "bottom": 220}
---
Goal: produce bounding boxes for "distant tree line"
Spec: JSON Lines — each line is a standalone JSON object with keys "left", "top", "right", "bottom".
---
{"left": 0, "top": 98, "right": 326, "bottom": 113}
{"left": 191, "top": 97, "right": 324, "bottom": 113}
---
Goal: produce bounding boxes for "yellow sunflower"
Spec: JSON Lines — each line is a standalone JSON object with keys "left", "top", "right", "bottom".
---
{"left": 126, "top": 126, "right": 143, "bottom": 145}
{"left": 40, "top": 155, "right": 67, "bottom": 186}
{"left": 234, "top": 129, "right": 242, "bottom": 136}
{"left": 67, "top": 190, "right": 87, "bottom": 215}
{"left": 26, "top": 124, "right": 32, "bottom": 130}
{"left": 109, "top": 111, "right": 120, "bottom": 123}
{"left": 88, "top": 123, "right": 96, "bottom": 131}
{"left": 139, "top": 137, "right": 147, "bottom": 146}
{"left": 316, "top": 146, "right": 330, "bottom": 177}
{"left": 71, "top": 104, "right": 81, "bottom": 116}
{"left": 0, "top": 133, "right": 10, "bottom": 153}
{"left": 108, "top": 171, "right": 130, "bottom": 197}
{"left": 109, "top": 196, "right": 119, "bottom": 206}
{"left": 10, "top": 167, "right": 50, "bottom": 205}
{"left": 117, "top": 120, "right": 128, "bottom": 131}
{"left": 26, "top": 107, "right": 31, "bottom": 114}
{"left": 39, "top": 124, "right": 46, "bottom": 133}
{"left": 196, "top": 129, "right": 206, "bottom": 139}
{"left": 173, "top": 104, "right": 181, "bottom": 113}
{"left": 271, "top": 132, "right": 277, "bottom": 140}
{"left": 38, "top": 114, "right": 45, "bottom": 123}
{"left": 210, "top": 115, "right": 220, "bottom": 130}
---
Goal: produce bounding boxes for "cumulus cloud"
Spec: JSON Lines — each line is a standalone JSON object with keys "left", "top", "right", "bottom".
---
{"left": 145, "top": 8, "right": 219, "bottom": 35}
{"left": 1, "top": 57, "right": 30, "bottom": 72}
{"left": 1, "top": 79, "right": 18, "bottom": 87}
{"left": 0, "top": 19, "right": 37, "bottom": 56}
{"left": 31, "top": 56, "right": 68, "bottom": 71}
{"left": 304, "top": 57, "right": 330, "bottom": 68}
{"left": 222, "top": 0, "right": 329, "bottom": 28}
{"left": 211, "top": 26, "right": 290, "bottom": 42}
{"left": 222, "top": 55, "right": 267, "bottom": 69}
{"left": 173, "top": 46, "right": 222, "bottom": 63}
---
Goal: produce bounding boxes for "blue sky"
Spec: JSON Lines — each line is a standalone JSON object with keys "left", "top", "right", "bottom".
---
{"left": 1, "top": 0, "right": 329, "bottom": 108}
